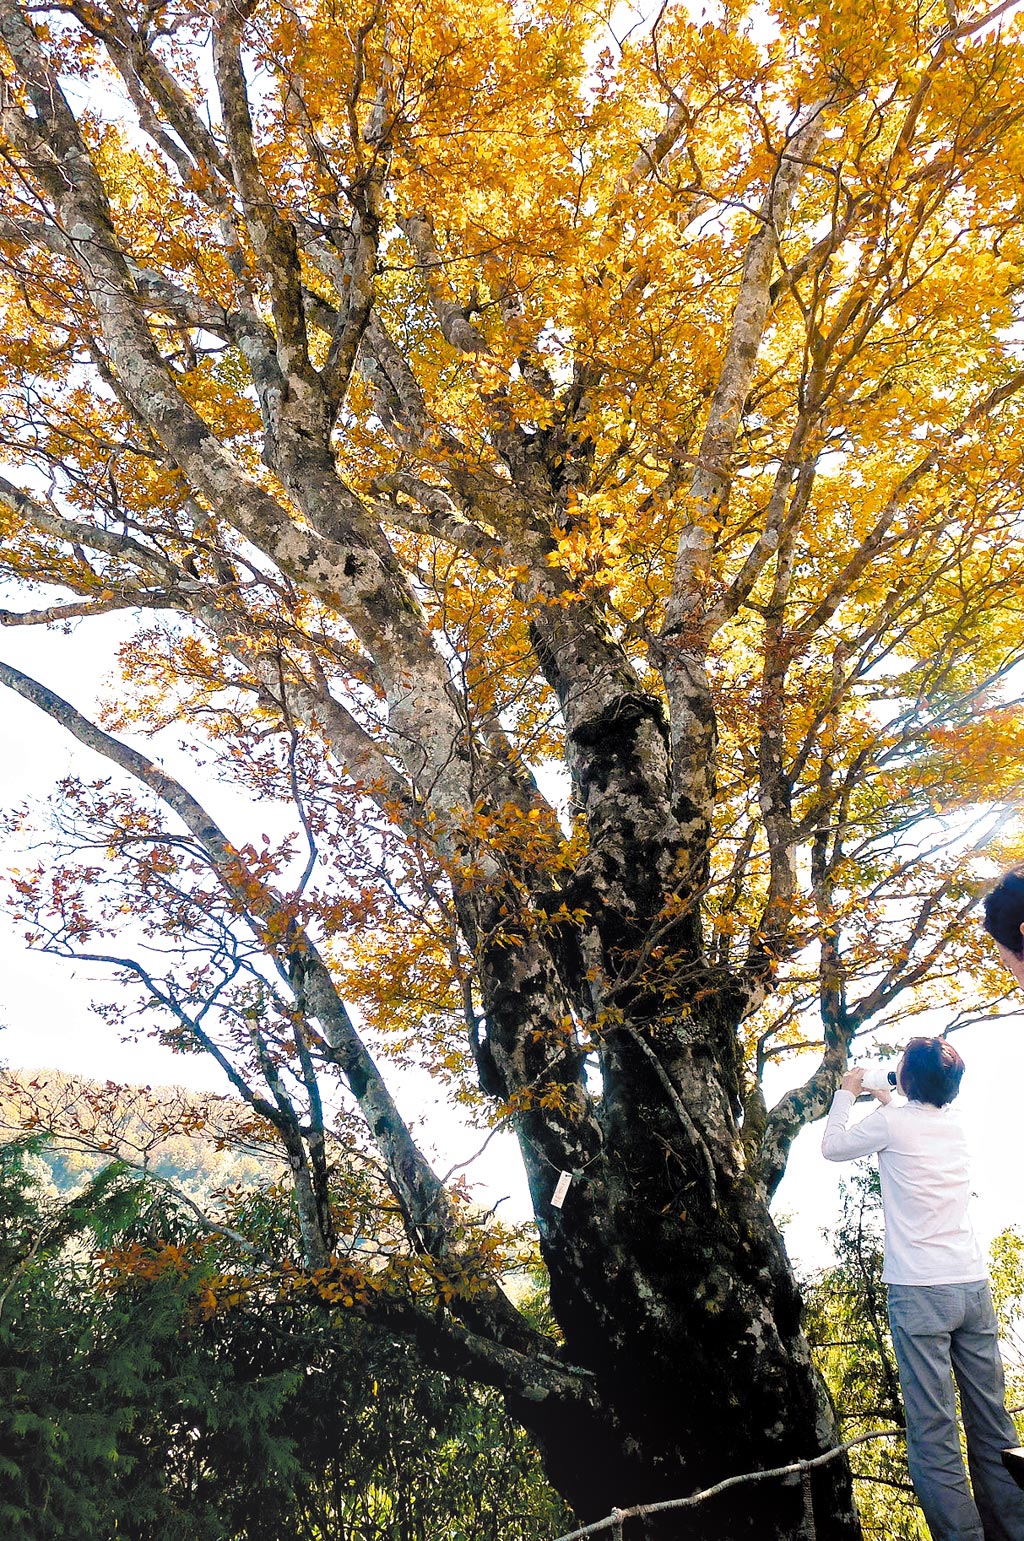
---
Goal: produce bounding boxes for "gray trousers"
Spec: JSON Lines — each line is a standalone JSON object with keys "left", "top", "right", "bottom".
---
{"left": 888, "top": 1281, "right": 1024, "bottom": 1541}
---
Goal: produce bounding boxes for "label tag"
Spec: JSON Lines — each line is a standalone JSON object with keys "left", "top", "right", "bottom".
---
{"left": 551, "top": 1170, "right": 573, "bottom": 1209}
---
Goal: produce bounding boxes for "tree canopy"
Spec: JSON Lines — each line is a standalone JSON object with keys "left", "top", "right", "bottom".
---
{"left": 2, "top": 0, "right": 1024, "bottom": 1533}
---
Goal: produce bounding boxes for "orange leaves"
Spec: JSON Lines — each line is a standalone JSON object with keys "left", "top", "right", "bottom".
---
{"left": 924, "top": 708, "right": 1024, "bottom": 809}
{"left": 301, "top": 1256, "right": 378, "bottom": 1310}
{"left": 100, "top": 1237, "right": 206, "bottom": 1286}
{"left": 452, "top": 799, "right": 567, "bottom": 882}
{"left": 284, "top": 1213, "right": 520, "bottom": 1311}
{"left": 99, "top": 1240, "right": 256, "bottom": 1320}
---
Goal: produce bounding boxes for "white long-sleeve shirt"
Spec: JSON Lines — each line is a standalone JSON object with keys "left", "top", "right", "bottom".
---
{"left": 822, "top": 1090, "right": 985, "bottom": 1285}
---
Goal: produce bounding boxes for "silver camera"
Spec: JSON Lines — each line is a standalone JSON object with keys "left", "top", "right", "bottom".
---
{"left": 860, "top": 1065, "right": 898, "bottom": 1094}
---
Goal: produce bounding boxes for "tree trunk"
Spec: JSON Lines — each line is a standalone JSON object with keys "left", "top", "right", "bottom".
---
{"left": 470, "top": 988, "right": 856, "bottom": 1540}
{"left": 516, "top": 1190, "right": 859, "bottom": 1539}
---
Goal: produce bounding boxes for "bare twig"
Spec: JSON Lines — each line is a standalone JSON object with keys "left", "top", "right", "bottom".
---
{"left": 550, "top": 1429, "right": 900, "bottom": 1540}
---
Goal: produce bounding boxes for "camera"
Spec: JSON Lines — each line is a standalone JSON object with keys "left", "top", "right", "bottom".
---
{"left": 860, "top": 1065, "right": 898, "bottom": 1094}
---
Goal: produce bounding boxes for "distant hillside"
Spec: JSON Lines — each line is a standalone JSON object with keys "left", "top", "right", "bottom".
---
{"left": 0, "top": 1066, "right": 282, "bottom": 1203}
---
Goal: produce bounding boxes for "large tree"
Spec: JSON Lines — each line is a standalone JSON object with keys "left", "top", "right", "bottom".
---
{"left": 2, "top": 0, "right": 1024, "bottom": 1534}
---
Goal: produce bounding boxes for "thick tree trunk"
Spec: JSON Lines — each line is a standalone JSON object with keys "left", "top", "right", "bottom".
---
{"left": 462, "top": 686, "right": 863, "bottom": 1539}
{"left": 517, "top": 1189, "right": 860, "bottom": 1539}
{"left": 490, "top": 983, "right": 863, "bottom": 1541}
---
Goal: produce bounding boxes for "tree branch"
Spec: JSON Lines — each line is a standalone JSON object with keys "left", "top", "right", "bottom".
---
{"left": 0, "top": 655, "right": 555, "bottom": 1374}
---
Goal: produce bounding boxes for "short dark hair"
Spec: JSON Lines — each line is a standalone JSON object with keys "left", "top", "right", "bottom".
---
{"left": 901, "top": 1037, "right": 964, "bottom": 1107}
{"left": 983, "top": 870, "right": 1024, "bottom": 957}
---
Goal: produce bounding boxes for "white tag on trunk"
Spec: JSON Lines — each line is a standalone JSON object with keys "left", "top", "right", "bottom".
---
{"left": 551, "top": 1170, "right": 573, "bottom": 1209}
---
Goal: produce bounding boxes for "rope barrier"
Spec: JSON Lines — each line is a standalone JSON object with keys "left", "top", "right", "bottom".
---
{"left": 550, "top": 1428, "right": 901, "bottom": 1541}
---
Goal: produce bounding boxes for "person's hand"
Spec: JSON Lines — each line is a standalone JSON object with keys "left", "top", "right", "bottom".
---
{"left": 868, "top": 1083, "right": 892, "bottom": 1106}
{"left": 841, "top": 1067, "right": 864, "bottom": 1095}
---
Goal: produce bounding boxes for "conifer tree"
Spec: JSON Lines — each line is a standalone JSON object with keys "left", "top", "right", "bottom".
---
{"left": 0, "top": 1139, "right": 566, "bottom": 1540}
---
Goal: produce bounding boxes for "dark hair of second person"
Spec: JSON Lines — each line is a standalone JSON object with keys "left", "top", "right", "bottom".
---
{"left": 900, "top": 1036, "right": 965, "bottom": 1107}
{"left": 982, "top": 870, "right": 1024, "bottom": 957}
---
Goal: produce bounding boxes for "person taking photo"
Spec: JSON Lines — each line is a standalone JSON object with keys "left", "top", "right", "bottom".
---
{"left": 822, "top": 1035, "right": 1024, "bottom": 1541}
